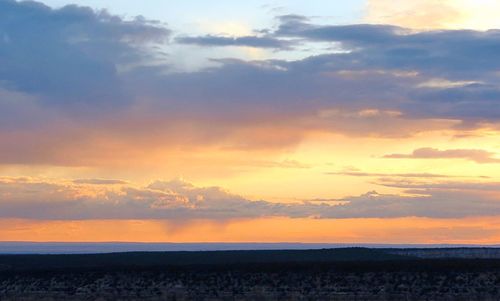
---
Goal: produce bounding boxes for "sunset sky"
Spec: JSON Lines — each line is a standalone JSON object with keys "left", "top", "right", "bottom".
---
{"left": 1, "top": 0, "right": 500, "bottom": 244}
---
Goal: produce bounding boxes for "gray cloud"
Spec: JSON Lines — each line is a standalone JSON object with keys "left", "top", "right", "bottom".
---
{"left": 276, "top": 19, "right": 404, "bottom": 45}
{"left": 323, "top": 190, "right": 500, "bottom": 219}
{"left": 0, "top": 177, "right": 499, "bottom": 220}
{"left": 384, "top": 148, "right": 500, "bottom": 164}
{"left": 275, "top": 15, "right": 500, "bottom": 76}
{"left": 168, "top": 15, "right": 500, "bottom": 124}
{"left": 2, "top": 2, "right": 500, "bottom": 166}
{"left": 176, "top": 35, "right": 293, "bottom": 50}
{"left": 0, "top": 0, "right": 170, "bottom": 108}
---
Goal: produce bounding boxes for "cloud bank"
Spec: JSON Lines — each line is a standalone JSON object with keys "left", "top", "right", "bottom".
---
{"left": 1, "top": 1, "right": 500, "bottom": 166}
{"left": 0, "top": 177, "right": 499, "bottom": 220}
{"left": 0, "top": 0, "right": 500, "bottom": 227}
{"left": 1, "top": 1, "right": 499, "bottom": 245}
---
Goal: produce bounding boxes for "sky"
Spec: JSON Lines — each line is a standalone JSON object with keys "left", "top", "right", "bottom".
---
{"left": 1, "top": 0, "right": 500, "bottom": 244}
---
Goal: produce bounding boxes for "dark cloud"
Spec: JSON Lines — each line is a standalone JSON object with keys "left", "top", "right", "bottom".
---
{"left": 409, "top": 83, "right": 500, "bottom": 120}
{"left": 276, "top": 19, "right": 404, "bottom": 45}
{"left": 384, "top": 148, "right": 500, "bottom": 164}
{"left": 176, "top": 35, "right": 294, "bottom": 50}
{"left": 275, "top": 15, "right": 500, "bottom": 76}
{"left": 2, "top": 2, "right": 500, "bottom": 166}
{"left": 0, "top": 0, "right": 170, "bottom": 108}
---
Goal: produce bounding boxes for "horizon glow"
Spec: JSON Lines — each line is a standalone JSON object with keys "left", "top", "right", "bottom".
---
{"left": 0, "top": 0, "right": 499, "bottom": 244}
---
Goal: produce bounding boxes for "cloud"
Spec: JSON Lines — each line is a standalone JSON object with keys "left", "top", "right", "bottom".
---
{"left": 0, "top": 177, "right": 499, "bottom": 220}
{"left": 175, "top": 35, "right": 293, "bottom": 49}
{"left": 384, "top": 148, "right": 500, "bottom": 164}
{"left": 140, "top": 16, "right": 500, "bottom": 132}
{"left": 2, "top": 1, "right": 500, "bottom": 167}
{"left": 0, "top": 0, "right": 170, "bottom": 108}
{"left": 323, "top": 190, "right": 500, "bottom": 219}
{"left": 274, "top": 15, "right": 500, "bottom": 77}
{"left": 376, "top": 179, "right": 500, "bottom": 192}
{"left": 0, "top": 177, "right": 280, "bottom": 220}
{"left": 1, "top": 1, "right": 499, "bottom": 228}
{"left": 328, "top": 171, "right": 458, "bottom": 178}
{"left": 72, "top": 179, "right": 129, "bottom": 185}
{"left": 277, "top": 20, "right": 404, "bottom": 44}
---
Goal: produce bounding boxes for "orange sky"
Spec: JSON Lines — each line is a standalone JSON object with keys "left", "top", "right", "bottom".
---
{"left": 1, "top": 217, "right": 499, "bottom": 244}
{"left": 1, "top": 0, "right": 500, "bottom": 244}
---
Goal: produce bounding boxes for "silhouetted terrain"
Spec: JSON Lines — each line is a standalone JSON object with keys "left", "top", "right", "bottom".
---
{"left": 1, "top": 248, "right": 499, "bottom": 300}
{"left": 0, "top": 248, "right": 408, "bottom": 271}
{"left": 385, "top": 247, "right": 500, "bottom": 259}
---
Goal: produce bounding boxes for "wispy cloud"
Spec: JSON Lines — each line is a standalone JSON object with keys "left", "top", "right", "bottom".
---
{"left": 384, "top": 148, "right": 500, "bottom": 164}
{"left": 328, "top": 171, "right": 458, "bottom": 178}
{"left": 73, "top": 179, "right": 129, "bottom": 185}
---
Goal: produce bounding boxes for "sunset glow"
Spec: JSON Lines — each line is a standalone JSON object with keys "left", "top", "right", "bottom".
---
{"left": 1, "top": 0, "right": 500, "bottom": 244}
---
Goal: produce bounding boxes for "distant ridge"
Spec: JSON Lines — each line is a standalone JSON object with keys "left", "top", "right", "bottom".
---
{"left": 0, "top": 248, "right": 411, "bottom": 271}
{"left": 0, "top": 242, "right": 499, "bottom": 254}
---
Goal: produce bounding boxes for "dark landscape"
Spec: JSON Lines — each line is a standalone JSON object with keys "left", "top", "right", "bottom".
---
{"left": 1, "top": 248, "right": 499, "bottom": 300}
